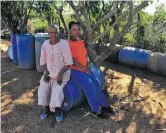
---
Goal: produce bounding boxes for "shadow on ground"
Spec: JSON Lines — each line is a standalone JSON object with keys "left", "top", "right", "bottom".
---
{"left": 1, "top": 51, "right": 166, "bottom": 133}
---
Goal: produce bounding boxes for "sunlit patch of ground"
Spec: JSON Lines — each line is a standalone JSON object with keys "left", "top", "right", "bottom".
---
{"left": 126, "top": 121, "right": 137, "bottom": 133}
{"left": 101, "top": 61, "right": 166, "bottom": 126}
{"left": 1, "top": 87, "right": 37, "bottom": 116}
{"left": 1, "top": 39, "right": 11, "bottom": 51}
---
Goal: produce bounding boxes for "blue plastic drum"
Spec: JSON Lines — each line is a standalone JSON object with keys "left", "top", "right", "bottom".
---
{"left": 11, "top": 34, "right": 19, "bottom": 64}
{"left": 7, "top": 46, "right": 13, "bottom": 60}
{"left": 62, "top": 63, "right": 104, "bottom": 111}
{"left": 118, "top": 47, "right": 150, "bottom": 69}
{"left": 62, "top": 80, "right": 84, "bottom": 111}
{"left": 89, "top": 63, "right": 104, "bottom": 88}
{"left": 34, "top": 33, "right": 49, "bottom": 72}
{"left": 17, "top": 34, "right": 35, "bottom": 69}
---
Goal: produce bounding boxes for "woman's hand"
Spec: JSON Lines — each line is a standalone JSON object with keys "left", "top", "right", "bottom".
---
{"left": 43, "top": 72, "right": 50, "bottom": 83}
{"left": 57, "top": 65, "right": 69, "bottom": 85}
{"left": 84, "top": 66, "right": 90, "bottom": 75}
{"left": 57, "top": 73, "right": 63, "bottom": 85}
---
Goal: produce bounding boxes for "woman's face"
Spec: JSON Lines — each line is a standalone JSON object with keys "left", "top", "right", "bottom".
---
{"left": 70, "top": 24, "right": 80, "bottom": 38}
{"left": 48, "top": 28, "right": 58, "bottom": 41}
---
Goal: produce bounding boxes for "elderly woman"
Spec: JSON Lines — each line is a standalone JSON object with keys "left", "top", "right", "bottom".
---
{"left": 68, "top": 21, "right": 115, "bottom": 119}
{"left": 38, "top": 25, "right": 73, "bottom": 121}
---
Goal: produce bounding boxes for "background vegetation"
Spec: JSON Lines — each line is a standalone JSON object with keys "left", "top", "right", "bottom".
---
{"left": 1, "top": 1, "right": 166, "bottom": 64}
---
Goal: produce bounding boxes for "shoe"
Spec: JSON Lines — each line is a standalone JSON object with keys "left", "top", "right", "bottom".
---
{"left": 55, "top": 108, "right": 63, "bottom": 122}
{"left": 101, "top": 106, "right": 115, "bottom": 114}
{"left": 40, "top": 106, "right": 50, "bottom": 120}
{"left": 91, "top": 111, "right": 109, "bottom": 119}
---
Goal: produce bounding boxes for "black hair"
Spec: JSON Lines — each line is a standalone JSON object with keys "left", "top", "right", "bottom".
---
{"left": 69, "top": 21, "right": 80, "bottom": 30}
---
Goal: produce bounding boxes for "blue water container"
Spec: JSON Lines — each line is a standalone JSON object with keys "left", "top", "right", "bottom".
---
{"left": 11, "top": 34, "right": 19, "bottom": 64}
{"left": 17, "top": 34, "right": 35, "bottom": 69}
{"left": 118, "top": 47, "right": 151, "bottom": 69}
{"left": 34, "top": 33, "right": 49, "bottom": 73}
{"left": 62, "top": 63, "right": 104, "bottom": 111}
{"left": 89, "top": 64, "right": 104, "bottom": 88}
{"left": 62, "top": 80, "right": 84, "bottom": 111}
{"left": 7, "top": 46, "right": 13, "bottom": 60}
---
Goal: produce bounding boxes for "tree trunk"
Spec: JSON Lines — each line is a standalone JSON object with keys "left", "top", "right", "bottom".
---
{"left": 59, "top": 13, "right": 68, "bottom": 37}
{"left": 137, "top": 13, "right": 141, "bottom": 47}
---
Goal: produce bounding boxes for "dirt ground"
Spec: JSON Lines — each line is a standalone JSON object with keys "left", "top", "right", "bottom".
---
{"left": 1, "top": 39, "right": 166, "bottom": 133}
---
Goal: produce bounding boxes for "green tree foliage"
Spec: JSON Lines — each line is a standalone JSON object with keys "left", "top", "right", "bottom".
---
{"left": 33, "top": 1, "right": 59, "bottom": 25}
{"left": 1, "top": 1, "right": 63, "bottom": 33}
{"left": 1, "top": 1, "right": 35, "bottom": 33}
{"left": 2, "top": 0, "right": 165, "bottom": 64}
{"left": 122, "top": 4, "right": 166, "bottom": 52}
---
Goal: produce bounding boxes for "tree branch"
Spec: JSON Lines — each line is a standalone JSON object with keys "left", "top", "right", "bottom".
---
{"left": 67, "top": 1, "right": 87, "bottom": 32}
{"left": 24, "top": 1, "right": 34, "bottom": 27}
{"left": 27, "top": 1, "right": 34, "bottom": 19}
{"left": 92, "top": 1, "right": 118, "bottom": 31}
{"left": 79, "top": 1, "right": 93, "bottom": 45}
{"left": 94, "top": 1, "right": 149, "bottom": 65}
{"left": 93, "top": 11, "right": 115, "bottom": 31}
{"left": 56, "top": 6, "right": 68, "bottom": 36}
{"left": 86, "top": 47, "right": 98, "bottom": 63}
{"left": 79, "top": 1, "right": 91, "bottom": 27}
{"left": 134, "top": 1, "right": 149, "bottom": 15}
{"left": 93, "top": 21, "right": 118, "bottom": 42}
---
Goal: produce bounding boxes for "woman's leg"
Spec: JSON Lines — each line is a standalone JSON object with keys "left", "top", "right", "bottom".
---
{"left": 50, "top": 82, "right": 64, "bottom": 109}
{"left": 50, "top": 70, "right": 70, "bottom": 109}
{"left": 38, "top": 75, "right": 51, "bottom": 106}
{"left": 50, "top": 82, "right": 64, "bottom": 122}
{"left": 90, "top": 73, "right": 115, "bottom": 114}
{"left": 38, "top": 75, "right": 51, "bottom": 119}
{"left": 93, "top": 80, "right": 109, "bottom": 107}
{"left": 49, "top": 70, "right": 70, "bottom": 121}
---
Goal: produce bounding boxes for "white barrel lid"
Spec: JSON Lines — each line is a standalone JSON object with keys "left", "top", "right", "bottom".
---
{"left": 34, "top": 33, "right": 49, "bottom": 38}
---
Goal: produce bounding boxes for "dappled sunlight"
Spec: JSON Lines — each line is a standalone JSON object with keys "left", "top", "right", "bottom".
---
{"left": 101, "top": 62, "right": 166, "bottom": 126}
{"left": 100, "top": 66, "right": 105, "bottom": 72}
{"left": 1, "top": 92, "right": 14, "bottom": 116}
{"left": 126, "top": 121, "right": 137, "bottom": 133}
{"left": 13, "top": 88, "right": 35, "bottom": 104}
{"left": 115, "top": 128, "right": 123, "bottom": 133}
{"left": 1, "top": 88, "right": 37, "bottom": 116}
{"left": 1, "top": 108, "right": 13, "bottom": 116}
{"left": 110, "top": 111, "right": 125, "bottom": 122}
{"left": 1, "top": 78, "right": 18, "bottom": 87}
{"left": 105, "top": 71, "right": 142, "bottom": 97}
{"left": 2, "top": 68, "right": 18, "bottom": 75}
{"left": 0, "top": 43, "right": 10, "bottom": 52}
